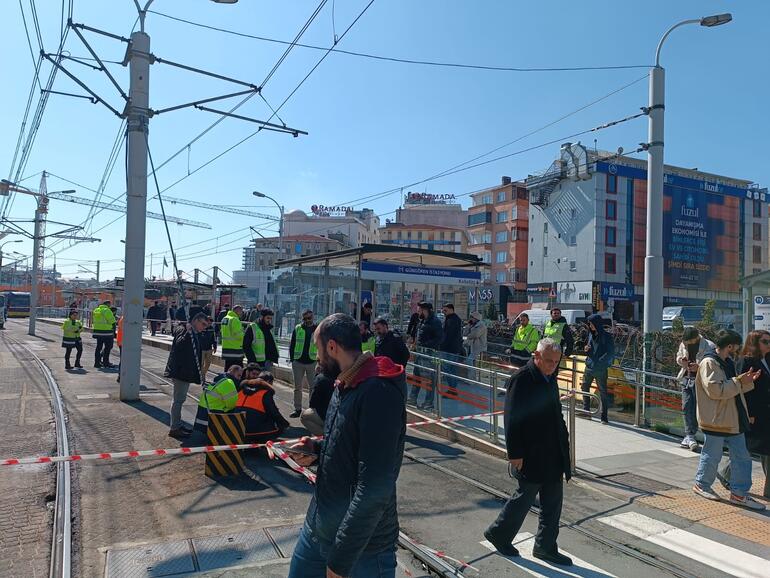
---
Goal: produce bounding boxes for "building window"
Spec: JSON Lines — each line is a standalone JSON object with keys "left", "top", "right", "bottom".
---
{"left": 511, "top": 228, "right": 518, "bottom": 241}
{"left": 510, "top": 206, "right": 518, "bottom": 220}
{"left": 482, "top": 194, "right": 492, "bottom": 205}
{"left": 754, "top": 223, "right": 762, "bottom": 241}
{"left": 543, "top": 222, "right": 548, "bottom": 234}
{"left": 496, "top": 210, "right": 508, "bottom": 223}
{"left": 482, "top": 251, "right": 491, "bottom": 264}
{"left": 754, "top": 200, "right": 763, "bottom": 218}
{"left": 605, "top": 253, "right": 617, "bottom": 274}
{"left": 495, "top": 230, "right": 508, "bottom": 243}
{"left": 753, "top": 245, "right": 763, "bottom": 264}
{"left": 607, "top": 173, "right": 617, "bottom": 194}
{"left": 627, "top": 178, "right": 634, "bottom": 196}
{"left": 482, "top": 270, "right": 491, "bottom": 281}
{"left": 417, "top": 231, "right": 423, "bottom": 240}
{"left": 407, "top": 231, "right": 412, "bottom": 239}
{"left": 569, "top": 260, "right": 577, "bottom": 272}
{"left": 497, "top": 191, "right": 506, "bottom": 202}
{"left": 468, "top": 212, "right": 492, "bottom": 226}
{"left": 606, "top": 200, "right": 617, "bottom": 220}
{"left": 569, "top": 235, "right": 577, "bottom": 246}
{"left": 605, "top": 226, "right": 617, "bottom": 247}
{"left": 496, "top": 271, "right": 506, "bottom": 283}
{"left": 543, "top": 246, "right": 548, "bottom": 257}
{"left": 495, "top": 251, "right": 507, "bottom": 263}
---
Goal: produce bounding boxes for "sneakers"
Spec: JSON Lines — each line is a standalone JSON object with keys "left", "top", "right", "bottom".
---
{"left": 729, "top": 494, "right": 766, "bottom": 511}
{"left": 65, "top": 363, "right": 73, "bottom": 370}
{"left": 693, "top": 484, "right": 721, "bottom": 501}
{"left": 483, "top": 530, "right": 519, "bottom": 557}
{"left": 681, "top": 436, "right": 700, "bottom": 451}
{"left": 289, "top": 410, "right": 301, "bottom": 418}
{"left": 532, "top": 546, "right": 573, "bottom": 566}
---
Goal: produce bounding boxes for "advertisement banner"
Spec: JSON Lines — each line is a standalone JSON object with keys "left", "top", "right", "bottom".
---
{"left": 556, "top": 281, "right": 593, "bottom": 304}
{"left": 360, "top": 261, "right": 481, "bottom": 286}
{"left": 600, "top": 282, "right": 635, "bottom": 301}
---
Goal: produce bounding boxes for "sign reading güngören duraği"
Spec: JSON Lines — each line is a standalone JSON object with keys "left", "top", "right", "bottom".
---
{"left": 361, "top": 261, "right": 481, "bottom": 285}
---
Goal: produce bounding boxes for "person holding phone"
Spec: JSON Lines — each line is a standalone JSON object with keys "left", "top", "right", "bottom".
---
{"left": 676, "top": 328, "right": 716, "bottom": 450}
{"left": 692, "top": 329, "right": 765, "bottom": 511}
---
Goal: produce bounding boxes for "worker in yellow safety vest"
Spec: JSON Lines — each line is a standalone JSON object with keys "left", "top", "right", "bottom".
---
{"left": 507, "top": 313, "right": 540, "bottom": 367}
{"left": 244, "top": 308, "right": 279, "bottom": 372}
{"left": 289, "top": 309, "right": 318, "bottom": 418}
{"left": 360, "top": 321, "right": 376, "bottom": 353}
{"left": 61, "top": 310, "right": 83, "bottom": 370}
{"left": 195, "top": 365, "right": 243, "bottom": 431}
{"left": 92, "top": 300, "right": 117, "bottom": 368}
{"left": 220, "top": 304, "right": 245, "bottom": 371}
{"left": 543, "top": 308, "right": 574, "bottom": 357}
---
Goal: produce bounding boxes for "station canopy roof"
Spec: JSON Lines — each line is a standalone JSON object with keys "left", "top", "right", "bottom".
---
{"left": 275, "top": 243, "right": 482, "bottom": 269}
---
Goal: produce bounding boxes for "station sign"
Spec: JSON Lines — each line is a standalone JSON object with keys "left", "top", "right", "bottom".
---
{"left": 755, "top": 296, "right": 770, "bottom": 331}
{"left": 361, "top": 261, "right": 481, "bottom": 286}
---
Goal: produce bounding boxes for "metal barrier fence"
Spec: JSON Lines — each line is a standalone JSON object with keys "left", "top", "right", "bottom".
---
{"left": 407, "top": 349, "right": 601, "bottom": 471}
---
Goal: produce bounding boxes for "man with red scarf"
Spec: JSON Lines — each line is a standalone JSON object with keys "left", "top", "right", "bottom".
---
{"left": 287, "top": 313, "right": 406, "bottom": 578}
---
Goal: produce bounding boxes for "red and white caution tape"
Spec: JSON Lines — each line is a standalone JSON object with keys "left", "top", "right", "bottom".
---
{"left": 0, "top": 410, "right": 503, "bottom": 467}
{"left": 265, "top": 439, "right": 316, "bottom": 483}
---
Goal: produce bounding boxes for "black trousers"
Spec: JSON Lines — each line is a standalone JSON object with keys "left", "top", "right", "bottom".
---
{"left": 94, "top": 336, "right": 114, "bottom": 365}
{"left": 64, "top": 343, "right": 82, "bottom": 365}
{"left": 486, "top": 475, "right": 563, "bottom": 552}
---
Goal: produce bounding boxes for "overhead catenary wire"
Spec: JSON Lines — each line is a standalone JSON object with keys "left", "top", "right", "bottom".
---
{"left": 149, "top": 9, "right": 652, "bottom": 72}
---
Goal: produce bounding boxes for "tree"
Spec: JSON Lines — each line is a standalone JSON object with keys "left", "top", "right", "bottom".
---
{"left": 484, "top": 302, "right": 497, "bottom": 321}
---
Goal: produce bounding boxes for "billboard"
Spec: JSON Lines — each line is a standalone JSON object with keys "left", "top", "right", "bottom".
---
{"left": 633, "top": 181, "right": 741, "bottom": 292}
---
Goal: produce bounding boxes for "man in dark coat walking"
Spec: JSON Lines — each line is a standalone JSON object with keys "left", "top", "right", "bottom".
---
{"left": 440, "top": 303, "right": 464, "bottom": 394}
{"left": 164, "top": 312, "right": 208, "bottom": 439}
{"left": 407, "top": 301, "right": 443, "bottom": 410}
{"left": 484, "top": 337, "right": 573, "bottom": 566}
{"left": 286, "top": 314, "right": 406, "bottom": 577}
{"left": 373, "top": 318, "right": 410, "bottom": 366}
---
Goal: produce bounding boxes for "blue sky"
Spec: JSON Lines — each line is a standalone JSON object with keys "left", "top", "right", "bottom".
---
{"left": 1, "top": 0, "right": 766, "bottom": 283}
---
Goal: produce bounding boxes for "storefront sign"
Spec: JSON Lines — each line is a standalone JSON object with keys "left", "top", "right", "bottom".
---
{"left": 361, "top": 261, "right": 481, "bottom": 286}
{"left": 311, "top": 204, "right": 353, "bottom": 217}
{"left": 468, "top": 288, "right": 494, "bottom": 301}
{"left": 556, "top": 281, "right": 593, "bottom": 304}
{"left": 600, "top": 282, "right": 635, "bottom": 301}
{"left": 404, "top": 192, "right": 457, "bottom": 205}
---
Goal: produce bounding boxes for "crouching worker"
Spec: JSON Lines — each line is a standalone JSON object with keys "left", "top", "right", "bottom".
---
{"left": 300, "top": 367, "right": 337, "bottom": 436}
{"left": 195, "top": 365, "right": 243, "bottom": 432}
{"left": 236, "top": 366, "right": 290, "bottom": 442}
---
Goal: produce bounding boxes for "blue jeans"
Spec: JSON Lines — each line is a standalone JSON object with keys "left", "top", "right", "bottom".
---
{"left": 695, "top": 433, "right": 752, "bottom": 497}
{"left": 582, "top": 367, "right": 610, "bottom": 421}
{"left": 409, "top": 362, "right": 436, "bottom": 408}
{"left": 288, "top": 524, "right": 397, "bottom": 578}
{"left": 441, "top": 351, "right": 459, "bottom": 391}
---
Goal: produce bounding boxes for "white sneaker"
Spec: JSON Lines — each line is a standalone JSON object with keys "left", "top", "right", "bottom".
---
{"left": 693, "top": 484, "right": 721, "bottom": 501}
{"left": 680, "top": 436, "right": 690, "bottom": 448}
{"left": 688, "top": 438, "right": 699, "bottom": 451}
{"left": 730, "top": 494, "right": 766, "bottom": 511}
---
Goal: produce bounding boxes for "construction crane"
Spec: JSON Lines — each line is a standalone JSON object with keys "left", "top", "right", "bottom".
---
{"left": 47, "top": 192, "right": 211, "bottom": 229}
{"left": 162, "top": 195, "right": 280, "bottom": 221}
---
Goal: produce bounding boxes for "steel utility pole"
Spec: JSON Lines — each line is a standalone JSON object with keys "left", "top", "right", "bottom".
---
{"left": 642, "top": 13, "right": 732, "bottom": 372}
{"left": 28, "top": 173, "right": 49, "bottom": 336}
{"left": 119, "top": 20, "right": 151, "bottom": 401}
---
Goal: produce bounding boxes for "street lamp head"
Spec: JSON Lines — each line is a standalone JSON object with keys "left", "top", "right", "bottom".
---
{"left": 211, "top": 0, "right": 238, "bottom": 3}
{"left": 252, "top": 191, "right": 266, "bottom": 198}
{"left": 700, "top": 13, "right": 732, "bottom": 27}
{"left": 57, "top": 189, "right": 76, "bottom": 195}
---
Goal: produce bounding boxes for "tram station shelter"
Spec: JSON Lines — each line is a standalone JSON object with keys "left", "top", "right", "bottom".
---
{"left": 271, "top": 244, "right": 483, "bottom": 335}
{"left": 741, "top": 269, "right": 770, "bottom": 333}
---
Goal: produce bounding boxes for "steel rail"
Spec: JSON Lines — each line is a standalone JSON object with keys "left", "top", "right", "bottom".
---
{"left": 3, "top": 335, "right": 72, "bottom": 578}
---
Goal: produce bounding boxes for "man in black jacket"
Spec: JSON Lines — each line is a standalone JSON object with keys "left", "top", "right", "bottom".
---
{"left": 407, "top": 301, "right": 443, "bottom": 410}
{"left": 164, "top": 312, "right": 208, "bottom": 439}
{"left": 484, "top": 338, "right": 573, "bottom": 566}
{"left": 440, "top": 303, "right": 464, "bottom": 394}
{"left": 287, "top": 314, "right": 406, "bottom": 578}
{"left": 373, "top": 318, "right": 410, "bottom": 366}
{"left": 147, "top": 301, "right": 162, "bottom": 335}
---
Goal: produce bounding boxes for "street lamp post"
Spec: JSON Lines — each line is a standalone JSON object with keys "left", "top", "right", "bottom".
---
{"left": 643, "top": 13, "right": 732, "bottom": 372}
{"left": 44, "top": 246, "right": 57, "bottom": 309}
{"left": 253, "top": 191, "right": 284, "bottom": 311}
{"left": 0, "top": 240, "right": 23, "bottom": 287}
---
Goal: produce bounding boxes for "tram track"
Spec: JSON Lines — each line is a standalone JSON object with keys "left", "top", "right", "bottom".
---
{"left": 3, "top": 334, "right": 72, "bottom": 578}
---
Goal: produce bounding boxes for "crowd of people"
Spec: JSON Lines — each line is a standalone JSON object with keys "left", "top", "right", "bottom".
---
{"left": 58, "top": 298, "right": 770, "bottom": 575}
